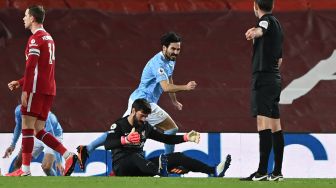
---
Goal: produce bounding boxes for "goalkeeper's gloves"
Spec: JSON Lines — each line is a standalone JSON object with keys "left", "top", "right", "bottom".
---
{"left": 183, "top": 130, "right": 200, "bottom": 143}
{"left": 121, "top": 128, "right": 140, "bottom": 145}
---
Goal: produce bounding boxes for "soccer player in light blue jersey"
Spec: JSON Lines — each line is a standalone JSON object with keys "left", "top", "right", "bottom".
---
{"left": 3, "top": 105, "right": 64, "bottom": 176}
{"left": 123, "top": 32, "right": 197, "bottom": 154}
{"left": 76, "top": 32, "right": 197, "bottom": 171}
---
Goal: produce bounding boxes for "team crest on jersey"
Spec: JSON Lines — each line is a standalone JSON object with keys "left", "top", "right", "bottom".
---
{"left": 30, "top": 39, "right": 35, "bottom": 44}
{"left": 158, "top": 68, "right": 165, "bottom": 75}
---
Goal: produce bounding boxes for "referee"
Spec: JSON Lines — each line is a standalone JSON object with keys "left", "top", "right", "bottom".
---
{"left": 241, "top": 0, "right": 284, "bottom": 181}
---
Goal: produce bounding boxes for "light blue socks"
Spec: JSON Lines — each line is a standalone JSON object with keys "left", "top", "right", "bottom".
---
{"left": 164, "top": 128, "right": 178, "bottom": 154}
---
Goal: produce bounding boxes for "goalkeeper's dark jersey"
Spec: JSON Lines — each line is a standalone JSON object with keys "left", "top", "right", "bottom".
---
{"left": 103, "top": 116, "right": 185, "bottom": 168}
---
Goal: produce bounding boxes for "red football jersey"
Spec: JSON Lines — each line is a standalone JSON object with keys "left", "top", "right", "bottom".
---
{"left": 20, "top": 28, "right": 56, "bottom": 95}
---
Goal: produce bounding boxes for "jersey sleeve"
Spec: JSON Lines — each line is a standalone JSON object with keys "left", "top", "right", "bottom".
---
{"left": 147, "top": 126, "right": 185, "bottom": 144}
{"left": 104, "top": 122, "right": 124, "bottom": 150}
{"left": 49, "top": 112, "right": 63, "bottom": 136}
{"left": 151, "top": 61, "right": 169, "bottom": 83}
{"left": 257, "top": 17, "right": 270, "bottom": 34}
{"left": 45, "top": 114, "right": 55, "bottom": 136}
{"left": 11, "top": 106, "right": 23, "bottom": 148}
{"left": 23, "top": 36, "right": 41, "bottom": 93}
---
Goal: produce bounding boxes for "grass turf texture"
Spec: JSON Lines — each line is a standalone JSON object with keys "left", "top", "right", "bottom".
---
{"left": 0, "top": 177, "right": 335, "bottom": 188}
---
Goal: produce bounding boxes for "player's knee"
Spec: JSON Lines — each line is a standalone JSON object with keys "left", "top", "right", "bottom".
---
{"left": 164, "top": 127, "right": 178, "bottom": 135}
{"left": 41, "top": 162, "right": 52, "bottom": 171}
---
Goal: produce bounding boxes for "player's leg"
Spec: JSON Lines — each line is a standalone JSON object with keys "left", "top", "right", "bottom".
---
{"left": 270, "top": 118, "right": 284, "bottom": 181}
{"left": 155, "top": 117, "right": 178, "bottom": 154}
{"left": 115, "top": 153, "right": 160, "bottom": 176}
{"left": 33, "top": 94, "right": 77, "bottom": 176}
{"left": 20, "top": 114, "right": 36, "bottom": 176}
{"left": 41, "top": 153, "right": 56, "bottom": 176}
{"left": 41, "top": 143, "right": 57, "bottom": 176}
{"left": 269, "top": 82, "right": 284, "bottom": 181}
{"left": 6, "top": 113, "right": 36, "bottom": 176}
{"left": 13, "top": 149, "right": 23, "bottom": 171}
{"left": 149, "top": 152, "right": 231, "bottom": 177}
{"left": 241, "top": 83, "right": 273, "bottom": 181}
{"left": 147, "top": 103, "right": 178, "bottom": 154}
{"left": 256, "top": 115, "right": 272, "bottom": 176}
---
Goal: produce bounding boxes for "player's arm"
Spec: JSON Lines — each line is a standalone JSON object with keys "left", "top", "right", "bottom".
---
{"left": 21, "top": 38, "right": 40, "bottom": 106}
{"left": 23, "top": 53, "right": 39, "bottom": 93}
{"left": 3, "top": 108, "right": 22, "bottom": 158}
{"left": 148, "top": 127, "right": 200, "bottom": 144}
{"left": 160, "top": 79, "right": 196, "bottom": 93}
{"left": 245, "top": 19, "right": 269, "bottom": 40}
{"left": 45, "top": 115, "right": 55, "bottom": 136}
{"left": 245, "top": 27, "right": 263, "bottom": 40}
{"left": 104, "top": 125, "right": 140, "bottom": 150}
{"left": 11, "top": 108, "right": 22, "bottom": 148}
{"left": 8, "top": 79, "right": 22, "bottom": 91}
{"left": 168, "top": 77, "right": 183, "bottom": 110}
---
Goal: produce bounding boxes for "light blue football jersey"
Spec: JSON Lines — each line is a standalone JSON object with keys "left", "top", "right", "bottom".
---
{"left": 130, "top": 52, "right": 175, "bottom": 103}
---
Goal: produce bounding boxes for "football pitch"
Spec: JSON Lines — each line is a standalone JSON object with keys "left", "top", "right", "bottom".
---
{"left": 0, "top": 177, "right": 335, "bottom": 188}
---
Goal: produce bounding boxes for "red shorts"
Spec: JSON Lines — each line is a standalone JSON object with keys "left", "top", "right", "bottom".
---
{"left": 21, "top": 93, "right": 54, "bottom": 121}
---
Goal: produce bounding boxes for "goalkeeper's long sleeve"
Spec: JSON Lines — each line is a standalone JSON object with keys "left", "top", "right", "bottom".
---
{"left": 148, "top": 129, "right": 185, "bottom": 144}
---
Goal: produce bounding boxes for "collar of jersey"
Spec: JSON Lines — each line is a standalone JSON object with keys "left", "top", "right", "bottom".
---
{"left": 33, "top": 28, "right": 46, "bottom": 34}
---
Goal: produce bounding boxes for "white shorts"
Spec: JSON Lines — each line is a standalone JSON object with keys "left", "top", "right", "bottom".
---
{"left": 123, "top": 98, "right": 170, "bottom": 126}
{"left": 32, "top": 135, "right": 63, "bottom": 159}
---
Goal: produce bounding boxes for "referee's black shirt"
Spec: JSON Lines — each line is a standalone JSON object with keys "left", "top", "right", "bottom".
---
{"left": 252, "top": 13, "right": 283, "bottom": 80}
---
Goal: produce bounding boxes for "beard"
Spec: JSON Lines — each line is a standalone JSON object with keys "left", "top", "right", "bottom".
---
{"left": 164, "top": 52, "right": 178, "bottom": 61}
{"left": 133, "top": 115, "right": 144, "bottom": 127}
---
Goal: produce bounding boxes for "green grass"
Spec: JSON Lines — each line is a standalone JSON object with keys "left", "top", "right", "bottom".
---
{"left": 0, "top": 177, "right": 335, "bottom": 188}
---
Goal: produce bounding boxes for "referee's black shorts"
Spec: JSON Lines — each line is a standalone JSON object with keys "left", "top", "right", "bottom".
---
{"left": 251, "top": 77, "right": 281, "bottom": 119}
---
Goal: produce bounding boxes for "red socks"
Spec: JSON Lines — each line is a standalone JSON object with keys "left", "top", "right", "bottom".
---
{"left": 21, "top": 129, "right": 34, "bottom": 167}
{"left": 35, "top": 129, "right": 67, "bottom": 156}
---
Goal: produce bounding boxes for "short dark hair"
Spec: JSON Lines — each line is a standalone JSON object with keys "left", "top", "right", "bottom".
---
{"left": 132, "top": 98, "right": 152, "bottom": 114}
{"left": 255, "top": 0, "right": 274, "bottom": 12}
{"left": 28, "top": 5, "right": 45, "bottom": 24}
{"left": 160, "top": 31, "right": 182, "bottom": 47}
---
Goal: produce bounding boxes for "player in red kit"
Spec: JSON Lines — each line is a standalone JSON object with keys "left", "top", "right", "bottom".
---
{"left": 7, "top": 5, "right": 77, "bottom": 176}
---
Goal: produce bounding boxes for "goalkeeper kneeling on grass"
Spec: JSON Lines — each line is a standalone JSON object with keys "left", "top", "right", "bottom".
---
{"left": 76, "top": 98, "right": 231, "bottom": 177}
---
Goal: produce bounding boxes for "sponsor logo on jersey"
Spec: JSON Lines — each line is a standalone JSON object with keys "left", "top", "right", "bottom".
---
{"left": 29, "top": 43, "right": 38, "bottom": 47}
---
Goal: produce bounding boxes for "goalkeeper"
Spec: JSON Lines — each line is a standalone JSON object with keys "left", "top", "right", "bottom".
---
{"left": 77, "top": 98, "right": 231, "bottom": 177}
